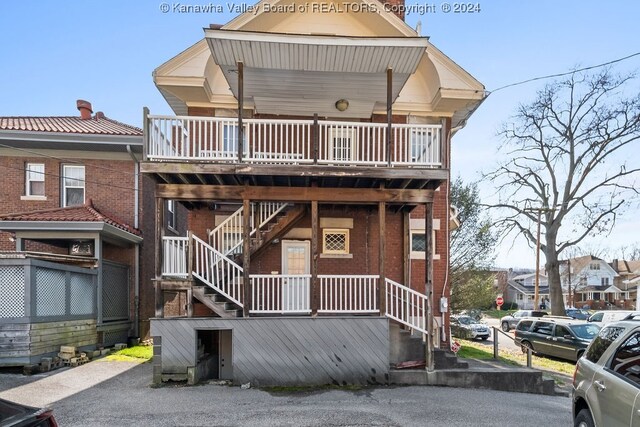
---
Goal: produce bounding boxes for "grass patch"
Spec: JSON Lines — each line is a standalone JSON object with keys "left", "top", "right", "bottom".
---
{"left": 457, "top": 339, "right": 575, "bottom": 376}
{"left": 103, "top": 345, "right": 152, "bottom": 362}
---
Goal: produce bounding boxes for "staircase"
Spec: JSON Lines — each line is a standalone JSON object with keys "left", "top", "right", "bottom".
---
{"left": 187, "top": 202, "right": 306, "bottom": 316}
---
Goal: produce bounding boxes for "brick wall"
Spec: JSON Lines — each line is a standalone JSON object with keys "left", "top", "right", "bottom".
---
{"left": 0, "top": 156, "right": 137, "bottom": 250}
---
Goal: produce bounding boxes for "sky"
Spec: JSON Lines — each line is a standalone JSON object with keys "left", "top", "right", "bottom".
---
{"left": 1, "top": 0, "right": 639, "bottom": 268}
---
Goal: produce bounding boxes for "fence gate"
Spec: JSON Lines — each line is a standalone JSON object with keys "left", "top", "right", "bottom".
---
{"left": 102, "top": 261, "right": 130, "bottom": 322}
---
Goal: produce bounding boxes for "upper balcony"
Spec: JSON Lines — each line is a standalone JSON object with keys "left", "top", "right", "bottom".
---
{"left": 145, "top": 114, "right": 442, "bottom": 168}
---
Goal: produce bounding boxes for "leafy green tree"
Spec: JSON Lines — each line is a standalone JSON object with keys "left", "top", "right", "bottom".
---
{"left": 449, "top": 178, "right": 496, "bottom": 312}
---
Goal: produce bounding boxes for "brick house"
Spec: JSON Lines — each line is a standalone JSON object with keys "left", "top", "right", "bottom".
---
{"left": 560, "top": 255, "right": 629, "bottom": 309}
{"left": 145, "top": 0, "right": 485, "bottom": 385}
{"left": 0, "top": 101, "right": 156, "bottom": 365}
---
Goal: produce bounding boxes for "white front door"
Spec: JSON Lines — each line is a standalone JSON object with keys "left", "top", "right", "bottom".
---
{"left": 281, "top": 240, "right": 310, "bottom": 312}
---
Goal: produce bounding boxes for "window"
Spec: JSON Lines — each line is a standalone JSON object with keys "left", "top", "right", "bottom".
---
{"left": 532, "top": 322, "right": 553, "bottom": 336}
{"left": 601, "top": 277, "right": 610, "bottom": 287}
{"left": 610, "top": 332, "right": 640, "bottom": 385}
{"left": 328, "top": 128, "right": 355, "bottom": 162}
{"left": 25, "top": 163, "right": 45, "bottom": 196}
{"left": 410, "top": 129, "right": 435, "bottom": 163}
{"left": 555, "top": 325, "right": 571, "bottom": 338}
{"left": 587, "top": 326, "right": 625, "bottom": 363}
{"left": 517, "top": 294, "right": 524, "bottom": 301}
{"left": 167, "top": 200, "right": 176, "bottom": 230}
{"left": 322, "top": 229, "right": 349, "bottom": 255}
{"left": 221, "top": 124, "right": 247, "bottom": 156}
{"left": 62, "top": 165, "right": 85, "bottom": 206}
{"left": 410, "top": 229, "right": 439, "bottom": 260}
{"left": 590, "top": 263, "right": 601, "bottom": 270}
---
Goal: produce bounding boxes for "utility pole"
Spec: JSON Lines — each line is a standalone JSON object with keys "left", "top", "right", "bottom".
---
{"left": 567, "top": 258, "right": 572, "bottom": 308}
{"left": 534, "top": 208, "right": 541, "bottom": 309}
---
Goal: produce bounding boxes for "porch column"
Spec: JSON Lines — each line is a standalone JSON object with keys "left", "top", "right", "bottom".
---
{"left": 378, "top": 201, "right": 386, "bottom": 315}
{"left": 237, "top": 61, "right": 244, "bottom": 163}
{"left": 386, "top": 68, "right": 393, "bottom": 167}
{"left": 425, "top": 201, "right": 434, "bottom": 371}
{"left": 311, "top": 200, "right": 319, "bottom": 315}
{"left": 242, "top": 198, "right": 251, "bottom": 317}
{"left": 155, "top": 196, "right": 164, "bottom": 318}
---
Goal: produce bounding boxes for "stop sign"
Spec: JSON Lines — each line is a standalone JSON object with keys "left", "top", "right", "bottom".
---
{"left": 496, "top": 296, "right": 504, "bottom": 306}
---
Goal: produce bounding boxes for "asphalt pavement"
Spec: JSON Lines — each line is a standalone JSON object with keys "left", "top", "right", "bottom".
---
{"left": 0, "top": 359, "right": 572, "bottom": 426}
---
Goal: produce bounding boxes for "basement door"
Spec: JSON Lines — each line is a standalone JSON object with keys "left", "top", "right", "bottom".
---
{"left": 281, "top": 240, "right": 310, "bottom": 313}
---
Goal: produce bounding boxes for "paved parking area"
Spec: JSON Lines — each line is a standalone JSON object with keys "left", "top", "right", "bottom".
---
{"left": 0, "top": 360, "right": 573, "bottom": 426}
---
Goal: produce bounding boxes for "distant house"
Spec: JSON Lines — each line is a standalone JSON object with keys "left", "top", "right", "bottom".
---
{"left": 0, "top": 101, "right": 153, "bottom": 366}
{"left": 504, "top": 271, "right": 550, "bottom": 309}
{"left": 610, "top": 259, "right": 640, "bottom": 310}
{"left": 560, "top": 255, "right": 626, "bottom": 309}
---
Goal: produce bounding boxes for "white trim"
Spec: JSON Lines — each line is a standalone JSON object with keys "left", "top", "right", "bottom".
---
{"left": 20, "top": 195, "right": 47, "bottom": 201}
{"left": 25, "top": 162, "right": 45, "bottom": 197}
{"left": 62, "top": 164, "right": 85, "bottom": 207}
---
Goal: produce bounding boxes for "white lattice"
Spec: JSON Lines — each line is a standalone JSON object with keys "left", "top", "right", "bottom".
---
{"left": 70, "top": 273, "right": 94, "bottom": 315}
{"left": 35, "top": 268, "right": 66, "bottom": 317}
{"left": 0, "top": 266, "right": 26, "bottom": 318}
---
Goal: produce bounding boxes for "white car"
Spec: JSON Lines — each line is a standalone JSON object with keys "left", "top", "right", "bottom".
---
{"left": 587, "top": 310, "right": 636, "bottom": 327}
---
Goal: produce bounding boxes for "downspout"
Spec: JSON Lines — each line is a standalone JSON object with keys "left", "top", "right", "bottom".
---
{"left": 127, "top": 144, "right": 141, "bottom": 338}
{"left": 441, "top": 120, "right": 451, "bottom": 343}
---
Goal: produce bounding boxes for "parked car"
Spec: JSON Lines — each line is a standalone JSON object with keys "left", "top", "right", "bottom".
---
{"left": 451, "top": 315, "right": 491, "bottom": 340}
{"left": 572, "top": 314, "right": 640, "bottom": 427}
{"left": 0, "top": 398, "right": 57, "bottom": 426}
{"left": 565, "top": 308, "right": 591, "bottom": 320}
{"left": 500, "top": 310, "right": 548, "bottom": 332}
{"left": 587, "top": 310, "right": 636, "bottom": 327}
{"left": 513, "top": 317, "right": 600, "bottom": 362}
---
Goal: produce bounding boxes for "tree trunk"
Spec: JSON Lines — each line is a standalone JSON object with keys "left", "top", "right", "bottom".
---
{"left": 545, "top": 232, "right": 566, "bottom": 316}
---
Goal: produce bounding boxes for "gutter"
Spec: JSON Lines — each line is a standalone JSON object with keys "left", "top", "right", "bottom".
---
{"left": 127, "top": 144, "right": 141, "bottom": 339}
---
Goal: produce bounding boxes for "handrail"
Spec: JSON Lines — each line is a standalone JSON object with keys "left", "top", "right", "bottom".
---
{"left": 385, "top": 278, "right": 428, "bottom": 335}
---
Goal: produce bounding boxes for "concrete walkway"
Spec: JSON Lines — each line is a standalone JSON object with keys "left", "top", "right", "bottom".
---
{"left": 0, "top": 360, "right": 142, "bottom": 408}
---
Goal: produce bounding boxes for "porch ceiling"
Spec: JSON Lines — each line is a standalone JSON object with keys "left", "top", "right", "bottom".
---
{"left": 205, "top": 29, "right": 428, "bottom": 118}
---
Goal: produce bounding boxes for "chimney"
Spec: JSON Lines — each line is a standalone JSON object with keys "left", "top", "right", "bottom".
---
{"left": 378, "top": 0, "right": 405, "bottom": 20}
{"left": 95, "top": 111, "right": 105, "bottom": 120}
{"left": 76, "top": 99, "right": 93, "bottom": 120}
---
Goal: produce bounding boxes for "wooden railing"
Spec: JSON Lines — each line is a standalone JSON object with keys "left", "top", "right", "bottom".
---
{"left": 385, "top": 278, "right": 428, "bottom": 335}
{"left": 250, "top": 274, "right": 311, "bottom": 314}
{"left": 162, "top": 236, "right": 189, "bottom": 278}
{"left": 191, "top": 234, "right": 244, "bottom": 307}
{"left": 318, "top": 275, "right": 379, "bottom": 313}
{"left": 146, "top": 115, "right": 442, "bottom": 168}
{"left": 208, "top": 202, "right": 288, "bottom": 256}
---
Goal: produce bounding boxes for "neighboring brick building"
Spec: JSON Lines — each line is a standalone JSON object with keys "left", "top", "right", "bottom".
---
{"left": 0, "top": 101, "right": 157, "bottom": 365}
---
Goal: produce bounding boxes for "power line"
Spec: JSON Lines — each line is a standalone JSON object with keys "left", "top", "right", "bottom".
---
{"left": 0, "top": 163, "right": 138, "bottom": 192}
{"left": 490, "top": 51, "right": 640, "bottom": 93}
{"left": 0, "top": 142, "right": 138, "bottom": 177}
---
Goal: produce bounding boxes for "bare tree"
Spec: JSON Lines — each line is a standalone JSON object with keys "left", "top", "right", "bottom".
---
{"left": 485, "top": 69, "right": 640, "bottom": 315}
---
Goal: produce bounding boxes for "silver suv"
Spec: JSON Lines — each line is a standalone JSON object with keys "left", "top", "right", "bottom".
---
{"left": 500, "top": 310, "right": 548, "bottom": 331}
{"left": 572, "top": 314, "right": 640, "bottom": 427}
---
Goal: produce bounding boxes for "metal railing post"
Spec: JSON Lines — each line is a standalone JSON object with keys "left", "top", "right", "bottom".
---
{"left": 493, "top": 327, "right": 499, "bottom": 359}
{"left": 527, "top": 347, "right": 532, "bottom": 367}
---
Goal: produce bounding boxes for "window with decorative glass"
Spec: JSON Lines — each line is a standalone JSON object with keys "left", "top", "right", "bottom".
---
{"left": 322, "top": 229, "right": 349, "bottom": 254}
{"left": 25, "top": 163, "right": 45, "bottom": 196}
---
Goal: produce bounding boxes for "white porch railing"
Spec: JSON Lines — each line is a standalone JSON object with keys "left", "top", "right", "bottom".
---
{"left": 318, "top": 275, "right": 379, "bottom": 313}
{"left": 162, "top": 236, "right": 189, "bottom": 278}
{"left": 208, "top": 202, "right": 288, "bottom": 256}
{"left": 385, "top": 278, "right": 427, "bottom": 335}
{"left": 146, "top": 115, "right": 442, "bottom": 168}
{"left": 192, "top": 234, "right": 244, "bottom": 307}
{"left": 250, "top": 274, "right": 311, "bottom": 314}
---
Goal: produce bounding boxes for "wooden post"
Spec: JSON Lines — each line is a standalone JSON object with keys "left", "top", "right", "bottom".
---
{"left": 142, "top": 106, "right": 149, "bottom": 161}
{"left": 237, "top": 61, "right": 244, "bottom": 163}
{"left": 403, "top": 211, "right": 410, "bottom": 286}
{"left": 378, "top": 201, "right": 386, "bottom": 315}
{"left": 313, "top": 113, "right": 319, "bottom": 164}
{"left": 311, "top": 200, "right": 319, "bottom": 315}
{"left": 186, "top": 288, "right": 193, "bottom": 318}
{"left": 386, "top": 68, "right": 393, "bottom": 167}
{"left": 242, "top": 198, "right": 251, "bottom": 317}
{"left": 155, "top": 196, "right": 165, "bottom": 318}
{"left": 425, "top": 202, "right": 434, "bottom": 371}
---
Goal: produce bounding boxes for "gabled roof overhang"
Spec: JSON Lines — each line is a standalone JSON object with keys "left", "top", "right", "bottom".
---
{"left": 205, "top": 29, "right": 429, "bottom": 118}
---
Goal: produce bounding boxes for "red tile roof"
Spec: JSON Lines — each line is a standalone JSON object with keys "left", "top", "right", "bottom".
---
{"left": 0, "top": 116, "right": 142, "bottom": 136}
{"left": 0, "top": 200, "right": 141, "bottom": 236}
